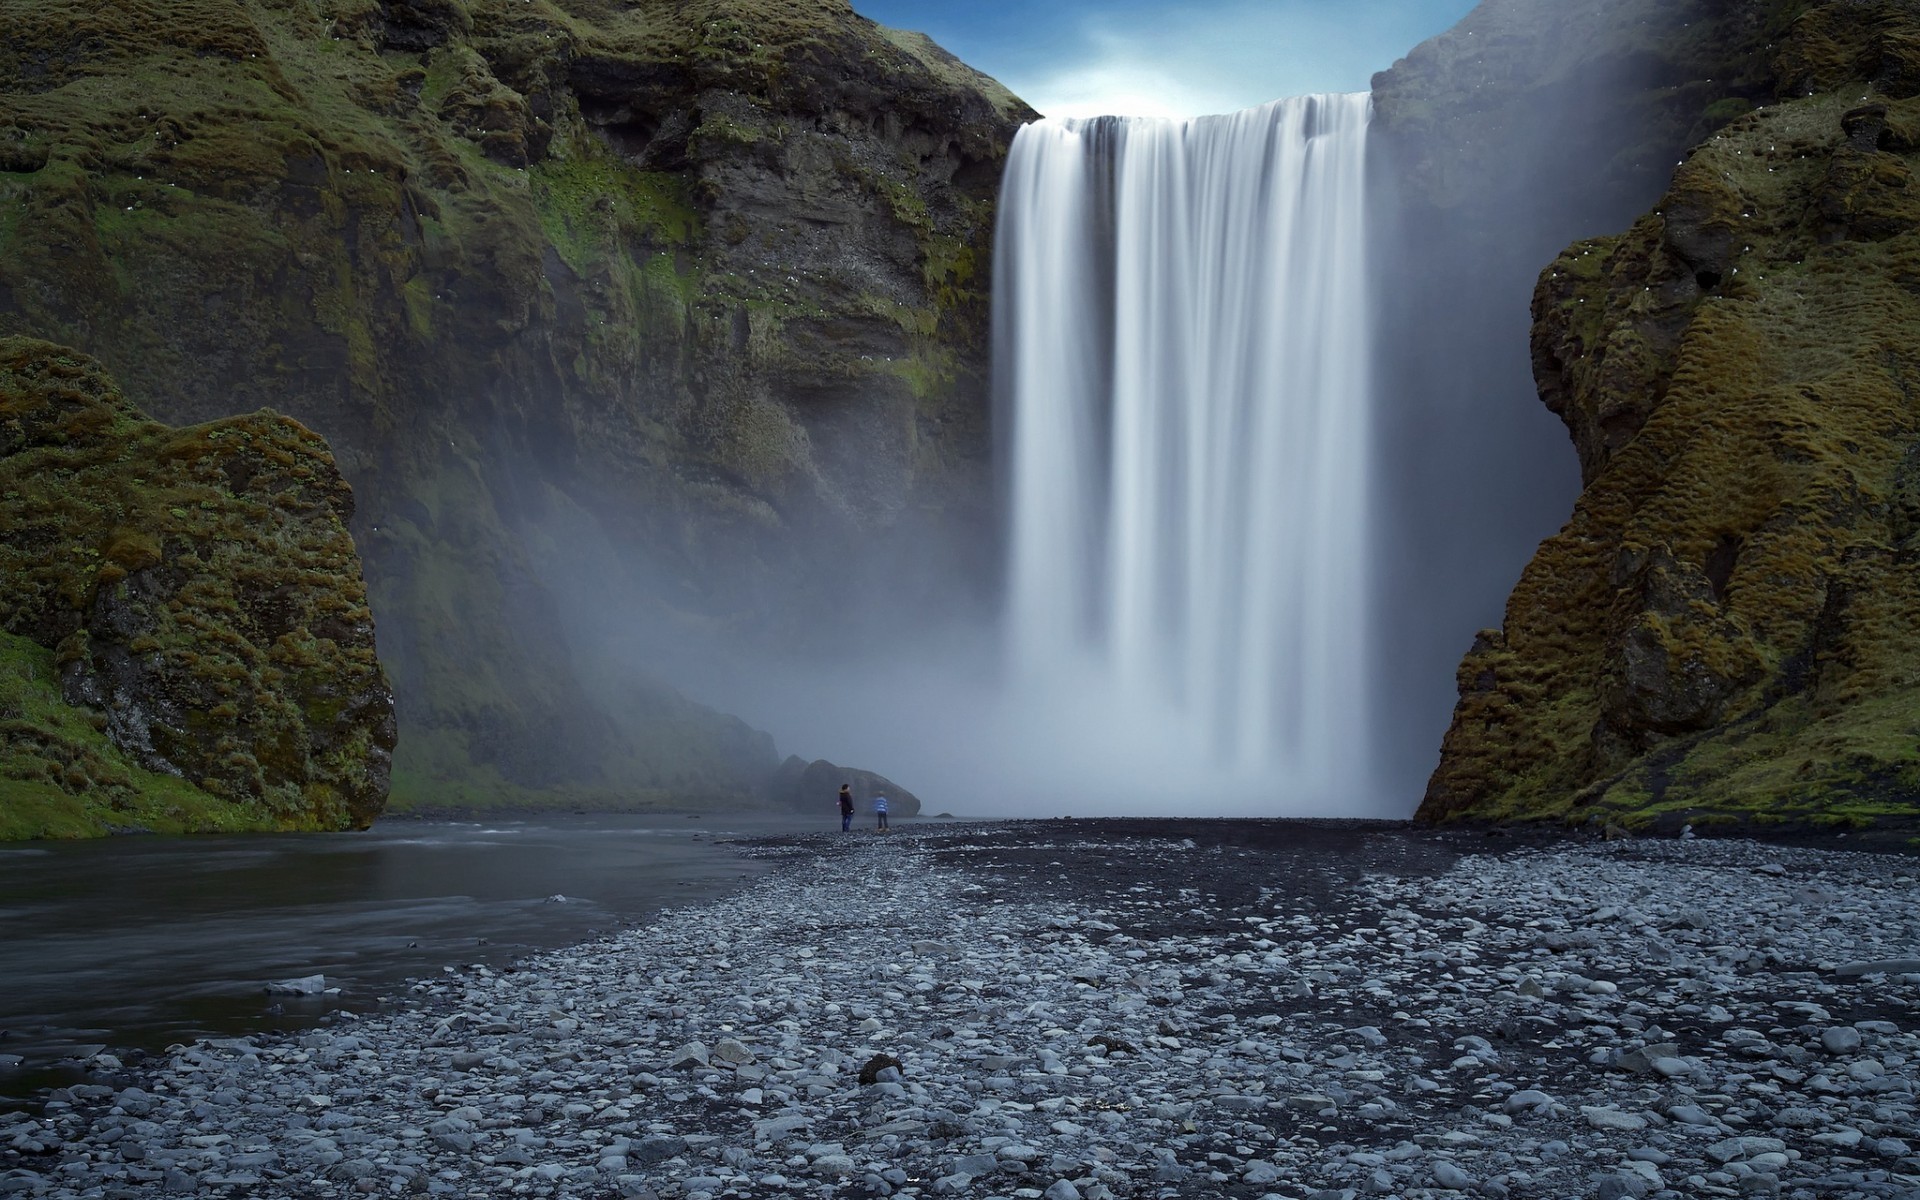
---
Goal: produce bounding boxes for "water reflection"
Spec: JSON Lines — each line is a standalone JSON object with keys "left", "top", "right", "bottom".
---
{"left": 0, "top": 813, "right": 815, "bottom": 1102}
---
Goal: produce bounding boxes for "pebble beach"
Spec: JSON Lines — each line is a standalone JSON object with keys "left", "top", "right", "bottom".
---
{"left": 2, "top": 819, "right": 1917, "bottom": 1200}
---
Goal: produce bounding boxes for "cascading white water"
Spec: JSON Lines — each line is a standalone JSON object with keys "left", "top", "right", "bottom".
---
{"left": 996, "top": 93, "right": 1374, "bottom": 804}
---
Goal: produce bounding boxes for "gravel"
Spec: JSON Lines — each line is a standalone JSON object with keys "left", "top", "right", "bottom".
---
{"left": 1, "top": 819, "right": 1915, "bottom": 1200}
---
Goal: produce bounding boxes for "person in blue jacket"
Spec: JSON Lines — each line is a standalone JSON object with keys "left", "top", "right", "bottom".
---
{"left": 874, "top": 793, "right": 889, "bottom": 832}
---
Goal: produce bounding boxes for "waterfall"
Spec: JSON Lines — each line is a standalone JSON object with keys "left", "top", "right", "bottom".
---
{"left": 995, "top": 93, "right": 1374, "bottom": 804}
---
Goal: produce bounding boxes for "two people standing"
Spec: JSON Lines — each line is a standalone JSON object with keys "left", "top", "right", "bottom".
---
{"left": 836, "top": 783, "right": 890, "bottom": 832}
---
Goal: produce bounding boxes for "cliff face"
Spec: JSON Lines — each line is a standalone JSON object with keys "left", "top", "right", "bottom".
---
{"left": 1363, "top": 0, "right": 1813, "bottom": 798}
{"left": 0, "top": 0, "right": 1030, "bottom": 805}
{"left": 1420, "top": 2, "right": 1920, "bottom": 831}
{"left": 0, "top": 337, "right": 394, "bottom": 838}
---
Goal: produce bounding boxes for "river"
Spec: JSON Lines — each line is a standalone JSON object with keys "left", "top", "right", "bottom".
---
{"left": 0, "top": 812, "right": 824, "bottom": 1105}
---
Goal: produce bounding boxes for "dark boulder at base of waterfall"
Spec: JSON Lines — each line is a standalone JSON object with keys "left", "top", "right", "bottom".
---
{"left": 768, "top": 756, "right": 922, "bottom": 819}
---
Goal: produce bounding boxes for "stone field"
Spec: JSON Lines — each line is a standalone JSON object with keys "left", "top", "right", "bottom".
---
{"left": 1, "top": 819, "right": 1916, "bottom": 1200}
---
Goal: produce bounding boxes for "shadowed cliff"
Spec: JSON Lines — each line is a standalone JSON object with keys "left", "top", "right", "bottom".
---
{"left": 1419, "top": 0, "right": 1920, "bottom": 834}
{"left": 0, "top": 0, "right": 1032, "bottom": 810}
{"left": 1367, "top": 0, "right": 1820, "bottom": 806}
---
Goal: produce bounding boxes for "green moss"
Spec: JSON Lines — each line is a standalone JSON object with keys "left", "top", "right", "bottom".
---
{"left": 691, "top": 111, "right": 765, "bottom": 149}
{"left": 0, "top": 630, "right": 274, "bottom": 838}
{"left": 884, "top": 344, "right": 959, "bottom": 401}
{"left": 639, "top": 250, "right": 699, "bottom": 310}
{"left": 530, "top": 153, "right": 699, "bottom": 274}
{"left": 0, "top": 339, "right": 392, "bottom": 836}
{"left": 875, "top": 26, "right": 1027, "bottom": 123}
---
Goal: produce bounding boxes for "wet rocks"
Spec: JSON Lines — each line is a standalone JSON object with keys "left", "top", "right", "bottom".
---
{"left": 1, "top": 825, "right": 1916, "bottom": 1199}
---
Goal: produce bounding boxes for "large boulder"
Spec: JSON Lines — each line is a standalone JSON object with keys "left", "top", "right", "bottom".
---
{"left": 768, "top": 755, "right": 922, "bottom": 819}
{"left": 0, "top": 338, "right": 395, "bottom": 835}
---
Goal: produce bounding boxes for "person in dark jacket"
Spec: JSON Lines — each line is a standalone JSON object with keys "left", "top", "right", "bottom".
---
{"left": 838, "top": 784, "right": 855, "bottom": 832}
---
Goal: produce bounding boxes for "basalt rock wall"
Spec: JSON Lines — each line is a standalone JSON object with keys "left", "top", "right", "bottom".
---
{"left": 1417, "top": 1, "right": 1920, "bottom": 832}
{"left": 0, "top": 0, "right": 1031, "bottom": 807}
{"left": 1367, "top": 0, "right": 1820, "bottom": 801}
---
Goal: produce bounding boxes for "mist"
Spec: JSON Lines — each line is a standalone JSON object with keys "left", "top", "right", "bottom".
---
{"left": 495, "top": 1, "right": 1750, "bottom": 822}
{"left": 555, "top": 582, "right": 1401, "bottom": 820}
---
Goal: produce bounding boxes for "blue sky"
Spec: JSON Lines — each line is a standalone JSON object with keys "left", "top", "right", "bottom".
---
{"left": 852, "top": 0, "right": 1479, "bottom": 118}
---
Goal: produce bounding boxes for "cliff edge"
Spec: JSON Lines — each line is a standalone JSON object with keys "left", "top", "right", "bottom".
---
{"left": 0, "top": 0, "right": 1031, "bottom": 808}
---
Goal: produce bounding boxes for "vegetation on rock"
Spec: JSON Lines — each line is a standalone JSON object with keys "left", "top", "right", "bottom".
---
{"left": 0, "top": 0, "right": 1029, "bottom": 813}
{"left": 1421, "top": 2, "right": 1920, "bottom": 834}
{"left": 1362, "top": 0, "right": 1833, "bottom": 800}
{"left": 0, "top": 337, "right": 394, "bottom": 837}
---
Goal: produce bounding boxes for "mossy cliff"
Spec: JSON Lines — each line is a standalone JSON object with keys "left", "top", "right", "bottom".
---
{"left": 1420, "top": 1, "right": 1920, "bottom": 833}
{"left": 0, "top": 337, "right": 393, "bottom": 838}
{"left": 1364, "top": 0, "right": 1821, "bottom": 798}
{"left": 0, "top": 0, "right": 1030, "bottom": 809}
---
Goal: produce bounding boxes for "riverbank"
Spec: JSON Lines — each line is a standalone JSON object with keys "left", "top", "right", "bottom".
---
{"left": 0, "top": 815, "right": 812, "bottom": 1102}
{"left": 2, "top": 819, "right": 1916, "bottom": 1199}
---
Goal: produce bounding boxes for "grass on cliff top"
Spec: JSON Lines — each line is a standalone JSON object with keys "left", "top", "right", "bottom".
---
{"left": 876, "top": 26, "right": 1028, "bottom": 122}
{"left": 0, "top": 632, "right": 264, "bottom": 839}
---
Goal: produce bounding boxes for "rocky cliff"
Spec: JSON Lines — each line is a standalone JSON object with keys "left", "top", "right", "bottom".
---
{"left": 1365, "top": 0, "right": 1821, "bottom": 799}
{"left": 0, "top": 337, "right": 394, "bottom": 837}
{"left": 1418, "top": 0, "right": 1920, "bottom": 832}
{"left": 0, "top": 0, "right": 1029, "bottom": 808}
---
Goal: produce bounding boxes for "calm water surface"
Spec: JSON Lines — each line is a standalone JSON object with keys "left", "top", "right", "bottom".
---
{"left": 0, "top": 812, "right": 819, "bottom": 1103}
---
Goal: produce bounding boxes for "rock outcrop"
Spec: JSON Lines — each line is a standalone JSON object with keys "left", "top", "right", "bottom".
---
{"left": 1421, "top": 2, "right": 1920, "bottom": 832}
{"left": 0, "top": 0, "right": 1031, "bottom": 808}
{"left": 0, "top": 338, "right": 395, "bottom": 837}
{"left": 768, "top": 754, "right": 922, "bottom": 819}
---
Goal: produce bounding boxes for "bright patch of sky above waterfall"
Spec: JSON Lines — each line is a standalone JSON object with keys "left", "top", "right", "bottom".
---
{"left": 853, "top": 0, "right": 1480, "bottom": 118}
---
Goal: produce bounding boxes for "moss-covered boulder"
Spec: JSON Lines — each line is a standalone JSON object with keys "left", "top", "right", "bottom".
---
{"left": 0, "top": 0, "right": 1030, "bottom": 810}
{"left": 0, "top": 337, "right": 394, "bottom": 837}
{"left": 1420, "top": 2, "right": 1920, "bottom": 835}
